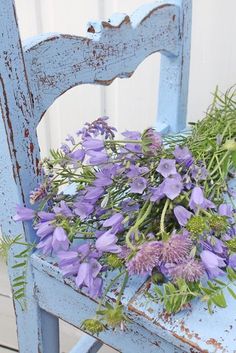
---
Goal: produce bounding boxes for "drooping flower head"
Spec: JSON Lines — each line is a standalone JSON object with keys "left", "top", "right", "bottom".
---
{"left": 174, "top": 205, "right": 193, "bottom": 226}
{"left": 173, "top": 145, "right": 193, "bottom": 166}
{"left": 141, "top": 128, "right": 162, "bottom": 155}
{"left": 200, "top": 250, "right": 226, "bottom": 279}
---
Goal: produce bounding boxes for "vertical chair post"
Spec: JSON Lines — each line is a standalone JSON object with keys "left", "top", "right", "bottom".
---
{"left": 0, "top": 0, "right": 60, "bottom": 351}
{"left": 157, "top": 0, "right": 192, "bottom": 133}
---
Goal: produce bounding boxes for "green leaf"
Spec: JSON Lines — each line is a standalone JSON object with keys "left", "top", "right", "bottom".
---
{"left": 12, "top": 281, "right": 27, "bottom": 288}
{"left": 227, "top": 287, "right": 236, "bottom": 300}
{"left": 12, "top": 261, "right": 27, "bottom": 268}
{"left": 211, "top": 292, "right": 227, "bottom": 308}
{"left": 231, "top": 151, "right": 236, "bottom": 168}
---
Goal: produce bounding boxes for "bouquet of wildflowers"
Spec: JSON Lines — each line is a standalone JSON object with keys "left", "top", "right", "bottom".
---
{"left": 9, "top": 89, "right": 236, "bottom": 333}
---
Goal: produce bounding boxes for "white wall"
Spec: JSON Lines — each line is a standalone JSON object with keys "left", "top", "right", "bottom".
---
{"left": 15, "top": 0, "right": 236, "bottom": 156}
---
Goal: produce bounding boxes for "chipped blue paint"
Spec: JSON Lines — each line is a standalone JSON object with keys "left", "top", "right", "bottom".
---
{"left": 3, "top": 0, "right": 228, "bottom": 352}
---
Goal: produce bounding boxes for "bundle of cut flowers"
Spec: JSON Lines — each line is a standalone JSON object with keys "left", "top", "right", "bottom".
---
{"left": 11, "top": 89, "right": 236, "bottom": 333}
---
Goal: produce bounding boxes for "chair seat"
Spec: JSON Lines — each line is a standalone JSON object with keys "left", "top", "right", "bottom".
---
{"left": 31, "top": 239, "right": 236, "bottom": 353}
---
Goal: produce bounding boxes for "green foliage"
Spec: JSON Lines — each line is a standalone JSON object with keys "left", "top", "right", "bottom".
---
{"left": 226, "top": 238, "right": 236, "bottom": 252}
{"left": 0, "top": 234, "right": 22, "bottom": 261}
{"left": 151, "top": 268, "right": 236, "bottom": 314}
{"left": 0, "top": 235, "right": 35, "bottom": 308}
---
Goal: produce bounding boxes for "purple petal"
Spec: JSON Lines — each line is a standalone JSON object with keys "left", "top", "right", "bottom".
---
{"left": 13, "top": 205, "right": 35, "bottom": 221}
{"left": 174, "top": 206, "right": 192, "bottom": 226}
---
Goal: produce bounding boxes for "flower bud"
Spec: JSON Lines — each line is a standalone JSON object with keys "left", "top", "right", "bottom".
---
{"left": 141, "top": 128, "right": 162, "bottom": 156}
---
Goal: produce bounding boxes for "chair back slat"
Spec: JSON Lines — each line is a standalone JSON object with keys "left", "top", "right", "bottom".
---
{"left": 24, "top": 2, "right": 180, "bottom": 126}
{"left": 0, "top": 0, "right": 191, "bottom": 242}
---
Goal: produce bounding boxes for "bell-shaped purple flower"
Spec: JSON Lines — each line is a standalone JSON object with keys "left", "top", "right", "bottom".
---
{"left": 156, "top": 159, "right": 177, "bottom": 178}
{"left": 52, "top": 227, "right": 69, "bottom": 252}
{"left": 200, "top": 250, "right": 226, "bottom": 279}
{"left": 74, "top": 202, "right": 94, "bottom": 220}
{"left": 36, "top": 221, "right": 55, "bottom": 239}
{"left": 53, "top": 201, "right": 73, "bottom": 217}
{"left": 103, "top": 213, "right": 124, "bottom": 227}
{"left": 57, "top": 250, "right": 80, "bottom": 276}
{"left": 174, "top": 206, "right": 192, "bottom": 226}
{"left": 87, "top": 150, "right": 108, "bottom": 165}
{"left": 173, "top": 145, "right": 193, "bottom": 166}
{"left": 36, "top": 235, "right": 53, "bottom": 255}
{"left": 75, "top": 258, "right": 102, "bottom": 289}
{"left": 219, "top": 204, "right": 233, "bottom": 217}
{"left": 82, "top": 138, "right": 104, "bottom": 151}
{"left": 162, "top": 174, "right": 183, "bottom": 200}
{"left": 69, "top": 149, "right": 85, "bottom": 161}
{"left": 150, "top": 185, "right": 165, "bottom": 202}
{"left": 84, "top": 186, "right": 104, "bottom": 202}
{"left": 130, "top": 177, "right": 147, "bottom": 194}
{"left": 38, "top": 211, "right": 55, "bottom": 221}
{"left": 189, "top": 187, "right": 215, "bottom": 211}
{"left": 95, "top": 230, "right": 121, "bottom": 253}
{"left": 229, "top": 254, "right": 236, "bottom": 269}
{"left": 13, "top": 205, "right": 35, "bottom": 221}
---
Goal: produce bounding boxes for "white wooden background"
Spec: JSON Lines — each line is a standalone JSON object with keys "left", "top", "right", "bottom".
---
{"left": 13, "top": 0, "right": 236, "bottom": 157}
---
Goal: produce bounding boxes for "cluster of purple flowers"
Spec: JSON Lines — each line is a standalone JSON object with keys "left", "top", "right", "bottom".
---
{"left": 13, "top": 118, "right": 236, "bottom": 301}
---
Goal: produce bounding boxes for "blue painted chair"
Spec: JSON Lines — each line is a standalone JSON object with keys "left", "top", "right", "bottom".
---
{"left": 1, "top": 0, "right": 235, "bottom": 352}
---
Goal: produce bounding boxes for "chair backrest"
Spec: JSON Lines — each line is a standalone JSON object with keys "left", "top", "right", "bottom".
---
{"left": 0, "top": 0, "right": 191, "bottom": 241}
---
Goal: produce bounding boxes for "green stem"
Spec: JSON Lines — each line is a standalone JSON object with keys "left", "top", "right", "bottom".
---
{"left": 125, "top": 201, "right": 153, "bottom": 249}
{"left": 115, "top": 271, "right": 129, "bottom": 307}
{"left": 96, "top": 270, "right": 126, "bottom": 314}
{"left": 160, "top": 199, "right": 170, "bottom": 235}
{"left": 210, "top": 151, "right": 229, "bottom": 176}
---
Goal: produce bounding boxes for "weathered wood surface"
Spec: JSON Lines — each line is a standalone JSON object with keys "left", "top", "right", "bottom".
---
{"left": 0, "top": 0, "right": 195, "bottom": 352}
{"left": 31, "top": 251, "right": 236, "bottom": 353}
{"left": 0, "top": 261, "right": 114, "bottom": 353}
{"left": 23, "top": 2, "right": 180, "bottom": 126}
{"left": 31, "top": 255, "right": 184, "bottom": 353}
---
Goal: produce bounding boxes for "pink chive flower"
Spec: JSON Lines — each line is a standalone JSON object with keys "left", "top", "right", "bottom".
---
{"left": 126, "top": 241, "right": 162, "bottom": 275}
{"left": 167, "top": 258, "right": 205, "bottom": 282}
{"left": 158, "top": 234, "right": 192, "bottom": 264}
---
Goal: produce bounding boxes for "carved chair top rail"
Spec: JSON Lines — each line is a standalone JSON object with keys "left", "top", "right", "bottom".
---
{"left": 24, "top": 2, "right": 180, "bottom": 125}
{"left": 0, "top": 0, "right": 191, "bottom": 242}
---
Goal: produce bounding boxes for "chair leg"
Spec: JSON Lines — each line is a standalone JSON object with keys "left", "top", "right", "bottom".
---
{"left": 13, "top": 300, "right": 60, "bottom": 353}
{"left": 8, "top": 249, "right": 60, "bottom": 353}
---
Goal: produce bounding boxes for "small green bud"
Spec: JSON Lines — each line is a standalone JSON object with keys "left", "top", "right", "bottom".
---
{"left": 208, "top": 215, "right": 228, "bottom": 234}
{"left": 82, "top": 319, "right": 105, "bottom": 335}
{"left": 104, "top": 305, "right": 126, "bottom": 329}
{"left": 223, "top": 139, "right": 236, "bottom": 151}
{"left": 226, "top": 238, "right": 236, "bottom": 252}
{"left": 151, "top": 268, "right": 165, "bottom": 284}
{"left": 186, "top": 216, "right": 208, "bottom": 238}
{"left": 106, "top": 254, "right": 124, "bottom": 269}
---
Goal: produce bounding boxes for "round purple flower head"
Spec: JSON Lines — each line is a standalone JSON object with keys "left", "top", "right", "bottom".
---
{"left": 159, "top": 234, "right": 192, "bottom": 264}
{"left": 167, "top": 258, "right": 205, "bottom": 282}
{"left": 126, "top": 241, "right": 162, "bottom": 275}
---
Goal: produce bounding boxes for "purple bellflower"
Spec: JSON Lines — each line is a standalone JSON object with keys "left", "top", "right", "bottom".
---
{"left": 174, "top": 206, "right": 193, "bottom": 226}
{"left": 162, "top": 174, "right": 183, "bottom": 200}
{"left": 156, "top": 159, "right": 177, "bottom": 178}
{"left": 95, "top": 230, "right": 121, "bottom": 253}
{"left": 13, "top": 205, "right": 35, "bottom": 221}
{"left": 200, "top": 250, "right": 226, "bottom": 279}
